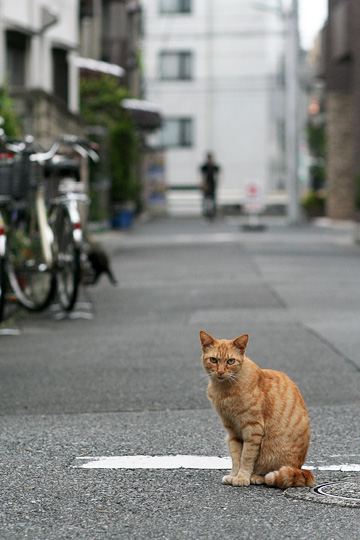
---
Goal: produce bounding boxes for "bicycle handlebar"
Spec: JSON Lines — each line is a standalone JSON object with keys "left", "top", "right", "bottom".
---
{"left": 59, "top": 135, "right": 100, "bottom": 162}
{"left": 29, "top": 142, "right": 61, "bottom": 163}
{"left": 1, "top": 134, "right": 99, "bottom": 163}
{"left": 73, "top": 143, "right": 100, "bottom": 163}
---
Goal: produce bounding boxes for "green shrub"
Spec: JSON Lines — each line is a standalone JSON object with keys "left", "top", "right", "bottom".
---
{"left": 80, "top": 76, "right": 139, "bottom": 206}
{"left": 0, "top": 86, "right": 21, "bottom": 137}
{"left": 355, "top": 175, "right": 360, "bottom": 212}
{"left": 109, "top": 120, "right": 139, "bottom": 203}
{"left": 301, "top": 190, "right": 326, "bottom": 218}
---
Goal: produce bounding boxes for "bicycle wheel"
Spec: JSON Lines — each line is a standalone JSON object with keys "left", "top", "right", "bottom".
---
{"left": 7, "top": 208, "right": 56, "bottom": 311}
{"left": 51, "top": 205, "right": 81, "bottom": 312}
{"left": 0, "top": 255, "right": 6, "bottom": 322}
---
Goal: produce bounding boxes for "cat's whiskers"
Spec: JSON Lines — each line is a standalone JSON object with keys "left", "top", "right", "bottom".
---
{"left": 227, "top": 372, "right": 240, "bottom": 383}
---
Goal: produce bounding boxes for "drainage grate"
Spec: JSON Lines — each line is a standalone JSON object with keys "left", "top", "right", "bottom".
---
{"left": 285, "top": 479, "right": 360, "bottom": 508}
{"left": 313, "top": 481, "right": 360, "bottom": 505}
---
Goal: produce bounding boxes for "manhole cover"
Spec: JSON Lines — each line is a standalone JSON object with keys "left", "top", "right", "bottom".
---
{"left": 285, "top": 480, "right": 360, "bottom": 508}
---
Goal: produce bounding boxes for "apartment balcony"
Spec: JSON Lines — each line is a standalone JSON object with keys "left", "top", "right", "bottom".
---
{"left": 10, "top": 89, "right": 85, "bottom": 148}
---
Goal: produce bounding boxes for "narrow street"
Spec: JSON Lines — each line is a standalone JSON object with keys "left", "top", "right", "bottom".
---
{"left": 0, "top": 216, "right": 359, "bottom": 539}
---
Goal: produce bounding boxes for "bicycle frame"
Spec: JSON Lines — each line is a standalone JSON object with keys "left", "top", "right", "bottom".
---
{"left": 0, "top": 138, "right": 58, "bottom": 312}
{"left": 54, "top": 191, "right": 87, "bottom": 247}
{"left": 35, "top": 186, "right": 55, "bottom": 267}
{"left": 29, "top": 141, "right": 62, "bottom": 269}
{"left": 1, "top": 137, "right": 58, "bottom": 270}
{"left": 47, "top": 136, "right": 99, "bottom": 246}
{"left": 44, "top": 137, "right": 99, "bottom": 311}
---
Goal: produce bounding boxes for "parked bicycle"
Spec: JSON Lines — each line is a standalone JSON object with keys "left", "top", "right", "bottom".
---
{"left": 0, "top": 145, "right": 7, "bottom": 322}
{"left": 0, "top": 132, "right": 99, "bottom": 322}
{"left": 0, "top": 133, "right": 59, "bottom": 322}
{"left": 45, "top": 135, "right": 99, "bottom": 311}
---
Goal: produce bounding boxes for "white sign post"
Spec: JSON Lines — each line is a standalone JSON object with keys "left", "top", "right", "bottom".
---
{"left": 243, "top": 183, "right": 266, "bottom": 230}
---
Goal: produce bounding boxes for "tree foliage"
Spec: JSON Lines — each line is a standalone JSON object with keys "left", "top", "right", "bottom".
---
{"left": 80, "top": 76, "right": 139, "bottom": 204}
{"left": 307, "top": 122, "right": 326, "bottom": 159}
{"left": 80, "top": 76, "right": 129, "bottom": 127}
{"left": 355, "top": 175, "right": 360, "bottom": 211}
{"left": 109, "top": 120, "right": 138, "bottom": 202}
{"left": 307, "top": 121, "right": 326, "bottom": 193}
{"left": 0, "top": 86, "right": 21, "bottom": 137}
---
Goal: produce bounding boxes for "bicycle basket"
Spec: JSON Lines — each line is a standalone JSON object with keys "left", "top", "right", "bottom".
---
{"left": 12, "top": 156, "right": 34, "bottom": 200}
{"left": 0, "top": 151, "right": 17, "bottom": 198}
{"left": 0, "top": 152, "right": 34, "bottom": 200}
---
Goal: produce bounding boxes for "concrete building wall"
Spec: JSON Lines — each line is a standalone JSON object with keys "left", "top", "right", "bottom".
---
{"left": 1, "top": 0, "right": 79, "bottom": 112}
{"left": 79, "top": 0, "right": 143, "bottom": 96}
{"left": 323, "top": 0, "right": 360, "bottom": 220}
{"left": 143, "top": 0, "right": 285, "bottom": 209}
{"left": 326, "top": 93, "right": 354, "bottom": 219}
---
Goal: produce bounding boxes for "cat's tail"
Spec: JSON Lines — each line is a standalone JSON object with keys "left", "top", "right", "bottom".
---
{"left": 264, "top": 466, "right": 315, "bottom": 489}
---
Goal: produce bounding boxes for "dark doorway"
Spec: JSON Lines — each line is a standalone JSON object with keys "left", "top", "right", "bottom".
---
{"left": 6, "top": 30, "right": 28, "bottom": 88}
{"left": 52, "top": 48, "right": 69, "bottom": 105}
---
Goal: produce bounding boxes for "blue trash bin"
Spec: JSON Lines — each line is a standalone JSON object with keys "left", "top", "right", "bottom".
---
{"left": 111, "top": 208, "right": 134, "bottom": 230}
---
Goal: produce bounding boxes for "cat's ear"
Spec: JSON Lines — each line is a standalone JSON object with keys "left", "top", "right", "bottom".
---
{"left": 233, "top": 334, "right": 249, "bottom": 353}
{"left": 199, "top": 330, "right": 215, "bottom": 348}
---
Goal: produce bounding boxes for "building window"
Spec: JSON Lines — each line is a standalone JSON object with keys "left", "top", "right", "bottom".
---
{"left": 159, "top": 0, "right": 191, "bottom": 14}
{"left": 102, "top": 0, "right": 127, "bottom": 66}
{"left": 52, "top": 48, "right": 69, "bottom": 105}
{"left": 159, "top": 51, "right": 193, "bottom": 80}
{"left": 162, "top": 118, "right": 193, "bottom": 148}
{"left": 80, "top": 0, "right": 94, "bottom": 18}
{"left": 6, "top": 30, "right": 28, "bottom": 88}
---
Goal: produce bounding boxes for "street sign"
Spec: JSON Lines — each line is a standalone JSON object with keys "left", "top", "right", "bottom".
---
{"left": 243, "top": 182, "right": 265, "bottom": 214}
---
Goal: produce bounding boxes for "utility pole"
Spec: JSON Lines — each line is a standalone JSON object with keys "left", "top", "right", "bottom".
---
{"left": 252, "top": 0, "right": 301, "bottom": 223}
{"left": 285, "top": 0, "right": 301, "bottom": 224}
{"left": 205, "top": 0, "right": 214, "bottom": 151}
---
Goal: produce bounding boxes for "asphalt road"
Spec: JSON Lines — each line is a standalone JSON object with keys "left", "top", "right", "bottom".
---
{"left": 0, "top": 216, "right": 359, "bottom": 539}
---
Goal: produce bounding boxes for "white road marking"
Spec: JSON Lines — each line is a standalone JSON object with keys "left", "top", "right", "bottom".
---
{"left": 317, "top": 464, "right": 360, "bottom": 472}
{"left": 0, "top": 328, "right": 21, "bottom": 336}
{"left": 72, "top": 455, "right": 360, "bottom": 472}
{"left": 330, "top": 454, "right": 360, "bottom": 458}
{"left": 74, "top": 455, "right": 231, "bottom": 469}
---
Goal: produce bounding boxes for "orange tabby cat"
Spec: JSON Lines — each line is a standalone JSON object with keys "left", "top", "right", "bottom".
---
{"left": 200, "top": 330, "right": 315, "bottom": 489}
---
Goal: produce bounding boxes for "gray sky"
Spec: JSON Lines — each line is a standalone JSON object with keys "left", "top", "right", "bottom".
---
{"left": 299, "top": 0, "right": 328, "bottom": 49}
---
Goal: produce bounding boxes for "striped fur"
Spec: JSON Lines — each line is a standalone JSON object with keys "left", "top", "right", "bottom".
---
{"left": 264, "top": 466, "right": 315, "bottom": 489}
{"left": 200, "top": 331, "right": 315, "bottom": 490}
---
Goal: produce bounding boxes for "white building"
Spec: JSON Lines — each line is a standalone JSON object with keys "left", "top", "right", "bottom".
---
{"left": 143, "top": 0, "right": 286, "bottom": 213}
{"left": 0, "top": 0, "right": 79, "bottom": 111}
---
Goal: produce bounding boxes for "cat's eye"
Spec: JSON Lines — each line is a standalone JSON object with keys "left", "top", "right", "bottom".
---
{"left": 209, "top": 357, "right": 218, "bottom": 364}
{"left": 227, "top": 358, "right": 236, "bottom": 365}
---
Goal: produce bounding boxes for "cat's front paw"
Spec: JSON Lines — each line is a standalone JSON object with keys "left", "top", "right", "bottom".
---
{"left": 222, "top": 474, "right": 236, "bottom": 485}
{"left": 250, "top": 474, "right": 265, "bottom": 485}
{"left": 231, "top": 472, "right": 251, "bottom": 487}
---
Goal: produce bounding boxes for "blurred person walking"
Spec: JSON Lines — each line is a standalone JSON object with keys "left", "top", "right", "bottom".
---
{"left": 199, "top": 152, "right": 221, "bottom": 220}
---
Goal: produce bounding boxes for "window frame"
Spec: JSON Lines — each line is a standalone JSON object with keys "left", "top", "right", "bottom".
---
{"left": 161, "top": 117, "right": 194, "bottom": 149}
{"left": 159, "top": 50, "right": 193, "bottom": 81}
{"left": 159, "top": 0, "right": 192, "bottom": 15}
